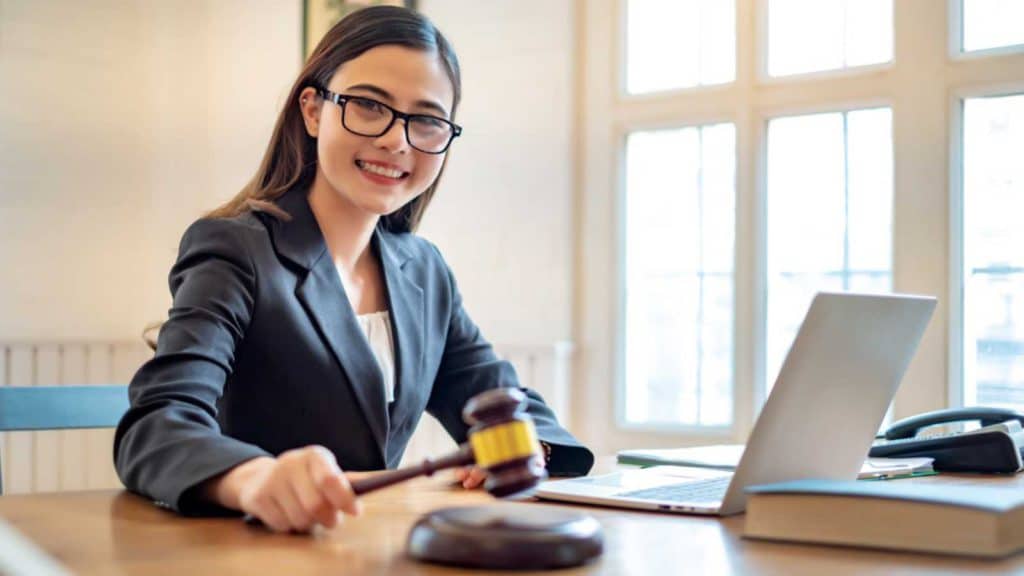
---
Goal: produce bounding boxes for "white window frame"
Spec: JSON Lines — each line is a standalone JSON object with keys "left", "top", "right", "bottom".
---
{"left": 948, "top": 80, "right": 1024, "bottom": 410}
{"left": 575, "top": 0, "right": 1024, "bottom": 454}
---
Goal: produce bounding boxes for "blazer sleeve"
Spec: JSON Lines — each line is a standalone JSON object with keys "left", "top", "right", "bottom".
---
{"left": 424, "top": 246, "right": 594, "bottom": 477}
{"left": 113, "top": 218, "right": 271, "bottom": 515}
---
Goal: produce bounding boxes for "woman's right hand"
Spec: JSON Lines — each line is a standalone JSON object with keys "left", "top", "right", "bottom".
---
{"left": 204, "top": 445, "right": 362, "bottom": 533}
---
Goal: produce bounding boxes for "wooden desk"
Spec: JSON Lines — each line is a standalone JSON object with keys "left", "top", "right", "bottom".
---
{"left": 1, "top": 472, "right": 1022, "bottom": 575}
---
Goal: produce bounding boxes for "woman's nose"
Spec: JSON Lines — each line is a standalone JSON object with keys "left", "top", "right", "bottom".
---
{"left": 374, "top": 118, "right": 410, "bottom": 153}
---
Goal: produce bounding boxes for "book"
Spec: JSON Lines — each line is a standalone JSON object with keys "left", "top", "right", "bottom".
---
{"left": 617, "top": 444, "right": 935, "bottom": 480}
{"left": 744, "top": 479, "right": 1024, "bottom": 557}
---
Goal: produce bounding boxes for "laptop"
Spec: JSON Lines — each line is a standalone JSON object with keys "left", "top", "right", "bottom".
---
{"left": 536, "top": 292, "right": 936, "bottom": 516}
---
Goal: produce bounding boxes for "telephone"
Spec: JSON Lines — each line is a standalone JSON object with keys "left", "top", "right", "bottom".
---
{"left": 869, "top": 407, "right": 1024, "bottom": 473}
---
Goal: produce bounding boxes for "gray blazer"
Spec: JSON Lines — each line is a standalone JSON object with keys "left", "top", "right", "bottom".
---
{"left": 113, "top": 188, "right": 593, "bottom": 515}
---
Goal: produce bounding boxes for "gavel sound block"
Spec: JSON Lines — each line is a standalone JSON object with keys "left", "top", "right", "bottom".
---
{"left": 398, "top": 387, "right": 603, "bottom": 570}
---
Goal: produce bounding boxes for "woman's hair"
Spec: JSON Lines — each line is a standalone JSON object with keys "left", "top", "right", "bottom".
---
{"left": 206, "top": 5, "right": 461, "bottom": 233}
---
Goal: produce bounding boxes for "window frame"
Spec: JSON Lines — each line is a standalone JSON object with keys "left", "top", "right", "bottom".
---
{"left": 948, "top": 81, "right": 1024, "bottom": 411}
{"left": 614, "top": 118, "right": 739, "bottom": 434}
{"left": 575, "top": 0, "right": 1024, "bottom": 454}
{"left": 949, "top": 0, "right": 1024, "bottom": 59}
{"left": 756, "top": 0, "right": 896, "bottom": 83}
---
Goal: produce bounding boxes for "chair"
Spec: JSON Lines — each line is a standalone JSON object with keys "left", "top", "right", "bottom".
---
{"left": 0, "top": 385, "right": 129, "bottom": 495}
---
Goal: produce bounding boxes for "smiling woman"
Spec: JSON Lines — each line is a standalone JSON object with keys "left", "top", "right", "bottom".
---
{"left": 112, "top": 5, "right": 594, "bottom": 535}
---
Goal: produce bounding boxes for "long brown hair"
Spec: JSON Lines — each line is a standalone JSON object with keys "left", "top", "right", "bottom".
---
{"left": 206, "top": 5, "right": 461, "bottom": 232}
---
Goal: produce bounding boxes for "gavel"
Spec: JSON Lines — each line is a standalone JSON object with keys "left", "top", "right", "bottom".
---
{"left": 350, "top": 387, "right": 547, "bottom": 498}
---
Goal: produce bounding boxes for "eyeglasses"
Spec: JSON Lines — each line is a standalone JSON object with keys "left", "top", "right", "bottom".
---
{"left": 316, "top": 88, "right": 462, "bottom": 154}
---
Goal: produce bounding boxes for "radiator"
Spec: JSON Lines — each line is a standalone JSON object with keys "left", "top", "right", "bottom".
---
{"left": 0, "top": 340, "right": 572, "bottom": 494}
{"left": 0, "top": 341, "right": 152, "bottom": 494}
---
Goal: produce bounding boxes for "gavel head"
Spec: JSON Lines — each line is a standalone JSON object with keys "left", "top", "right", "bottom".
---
{"left": 462, "top": 388, "right": 548, "bottom": 498}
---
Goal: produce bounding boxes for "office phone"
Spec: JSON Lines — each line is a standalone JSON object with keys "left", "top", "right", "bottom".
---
{"left": 869, "top": 406, "right": 1024, "bottom": 473}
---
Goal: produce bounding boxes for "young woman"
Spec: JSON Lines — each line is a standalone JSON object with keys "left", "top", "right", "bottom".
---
{"left": 113, "top": 6, "right": 592, "bottom": 534}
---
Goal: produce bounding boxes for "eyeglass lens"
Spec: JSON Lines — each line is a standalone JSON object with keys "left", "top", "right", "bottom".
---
{"left": 344, "top": 97, "right": 453, "bottom": 153}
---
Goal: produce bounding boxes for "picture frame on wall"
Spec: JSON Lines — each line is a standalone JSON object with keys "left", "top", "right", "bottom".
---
{"left": 303, "top": 0, "right": 417, "bottom": 59}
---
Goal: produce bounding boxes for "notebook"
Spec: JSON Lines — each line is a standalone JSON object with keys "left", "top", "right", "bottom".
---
{"left": 536, "top": 292, "right": 936, "bottom": 515}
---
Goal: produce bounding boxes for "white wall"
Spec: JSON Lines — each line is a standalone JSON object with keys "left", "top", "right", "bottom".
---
{"left": 0, "top": 0, "right": 302, "bottom": 340}
{"left": 417, "top": 0, "right": 577, "bottom": 347}
{"left": 0, "top": 0, "right": 577, "bottom": 352}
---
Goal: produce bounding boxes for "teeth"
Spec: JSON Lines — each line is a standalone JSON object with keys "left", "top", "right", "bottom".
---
{"left": 358, "top": 160, "right": 404, "bottom": 179}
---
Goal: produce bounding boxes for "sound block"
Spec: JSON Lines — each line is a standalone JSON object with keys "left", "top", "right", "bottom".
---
{"left": 406, "top": 504, "right": 603, "bottom": 570}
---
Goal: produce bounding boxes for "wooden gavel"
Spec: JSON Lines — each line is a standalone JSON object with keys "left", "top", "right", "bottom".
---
{"left": 350, "top": 387, "right": 547, "bottom": 498}
{"left": 244, "top": 388, "right": 547, "bottom": 526}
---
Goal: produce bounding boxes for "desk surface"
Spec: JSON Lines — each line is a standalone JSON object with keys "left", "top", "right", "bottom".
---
{"left": 1, "top": 470, "right": 1023, "bottom": 575}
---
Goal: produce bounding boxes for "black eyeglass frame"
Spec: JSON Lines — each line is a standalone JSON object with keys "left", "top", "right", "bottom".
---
{"left": 315, "top": 87, "right": 462, "bottom": 154}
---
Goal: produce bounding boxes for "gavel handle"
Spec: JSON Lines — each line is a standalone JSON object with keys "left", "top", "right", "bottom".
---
{"left": 243, "top": 445, "right": 476, "bottom": 527}
{"left": 349, "top": 444, "right": 475, "bottom": 495}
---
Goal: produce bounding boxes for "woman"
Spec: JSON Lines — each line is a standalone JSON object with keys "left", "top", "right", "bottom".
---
{"left": 113, "top": 6, "right": 593, "bottom": 534}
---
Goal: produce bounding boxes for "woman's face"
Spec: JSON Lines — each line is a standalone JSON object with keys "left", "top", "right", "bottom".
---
{"left": 300, "top": 45, "right": 455, "bottom": 219}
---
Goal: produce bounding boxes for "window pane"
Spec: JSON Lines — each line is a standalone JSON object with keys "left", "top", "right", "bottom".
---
{"left": 766, "top": 109, "right": 893, "bottom": 392}
{"left": 767, "top": 0, "right": 892, "bottom": 77}
{"left": 963, "top": 0, "right": 1024, "bottom": 52}
{"left": 624, "top": 124, "right": 736, "bottom": 426}
{"left": 626, "top": 0, "right": 735, "bottom": 94}
{"left": 963, "top": 94, "right": 1024, "bottom": 411}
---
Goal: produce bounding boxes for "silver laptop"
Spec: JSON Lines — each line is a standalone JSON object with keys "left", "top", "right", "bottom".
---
{"left": 537, "top": 292, "right": 936, "bottom": 516}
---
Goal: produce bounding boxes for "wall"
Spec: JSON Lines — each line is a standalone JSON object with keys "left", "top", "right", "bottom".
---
{"left": 0, "top": 0, "right": 301, "bottom": 341}
{"left": 417, "top": 0, "right": 577, "bottom": 347}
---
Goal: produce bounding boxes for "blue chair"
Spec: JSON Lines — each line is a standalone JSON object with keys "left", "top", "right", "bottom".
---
{"left": 0, "top": 385, "right": 129, "bottom": 495}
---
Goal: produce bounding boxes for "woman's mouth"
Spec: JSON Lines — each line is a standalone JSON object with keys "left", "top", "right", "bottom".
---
{"left": 355, "top": 159, "right": 410, "bottom": 181}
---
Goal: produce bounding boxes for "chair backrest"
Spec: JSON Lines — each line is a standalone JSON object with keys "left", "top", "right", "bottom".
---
{"left": 0, "top": 385, "right": 129, "bottom": 495}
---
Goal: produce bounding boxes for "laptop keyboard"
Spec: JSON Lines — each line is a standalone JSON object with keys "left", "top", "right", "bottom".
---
{"left": 616, "top": 476, "right": 731, "bottom": 503}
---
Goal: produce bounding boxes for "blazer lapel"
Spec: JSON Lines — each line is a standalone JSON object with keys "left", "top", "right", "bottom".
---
{"left": 266, "top": 189, "right": 389, "bottom": 464}
{"left": 375, "top": 230, "right": 425, "bottom": 426}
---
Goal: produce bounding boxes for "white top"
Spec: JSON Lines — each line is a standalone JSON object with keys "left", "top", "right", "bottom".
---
{"left": 356, "top": 311, "right": 396, "bottom": 403}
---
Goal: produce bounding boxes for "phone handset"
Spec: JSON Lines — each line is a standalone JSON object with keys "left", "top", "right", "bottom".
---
{"left": 884, "top": 406, "right": 1024, "bottom": 440}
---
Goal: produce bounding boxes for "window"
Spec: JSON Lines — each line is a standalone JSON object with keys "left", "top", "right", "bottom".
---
{"left": 624, "top": 124, "right": 736, "bottom": 426}
{"left": 767, "top": 0, "right": 892, "bottom": 77}
{"left": 962, "top": 93, "right": 1024, "bottom": 410}
{"left": 625, "top": 0, "right": 735, "bottom": 94}
{"left": 766, "top": 108, "right": 893, "bottom": 391}
{"left": 580, "top": 1, "right": 1024, "bottom": 452}
{"left": 961, "top": 0, "right": 1024, "bottom": 52}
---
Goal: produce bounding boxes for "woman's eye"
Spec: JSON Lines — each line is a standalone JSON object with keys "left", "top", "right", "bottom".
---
{"left": 352, "top": 98, "right": 385, "bottom": 114}
{"left": 412, "top": 116, "right": 447, "bottom": 131}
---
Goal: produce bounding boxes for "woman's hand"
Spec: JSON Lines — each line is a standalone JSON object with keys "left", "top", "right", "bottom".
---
{"left": 453, "top": 466, "right": 487, "bottom": 489}
{"left": 204, "top": 445, "right": 362, "bottom": 533}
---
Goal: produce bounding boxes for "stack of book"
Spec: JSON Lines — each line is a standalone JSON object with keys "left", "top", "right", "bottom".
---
{"left": 744, "top": 479, "right": 1024, "bottom": 557}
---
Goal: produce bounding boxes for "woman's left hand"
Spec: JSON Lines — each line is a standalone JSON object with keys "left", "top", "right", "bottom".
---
{"left": 453, "top": 466, "right": 487, "bottom": 489}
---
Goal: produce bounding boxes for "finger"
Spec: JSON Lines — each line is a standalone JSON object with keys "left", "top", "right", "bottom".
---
{"left": 291, "top": 466, "right": 336, "bottom": 529}
{"left": 308, "top": 449, "right": 360, "bottom": 517}
{"left": 314, "top": 505, "right": 340, "bottom": 529}
{"left": 463, "top": 467, "right": 487, "bottom": 489}
{"left": 273, "top": 484, "right": 313, "bottom": 532}
{"left": 453, "top": 467, "right": 468, "bottom": 482}
{"left": 254, "top": 497, "right": 291, "bottom": 534}
{"left": 333, "top": 474, "right": 363, "bottom": 517}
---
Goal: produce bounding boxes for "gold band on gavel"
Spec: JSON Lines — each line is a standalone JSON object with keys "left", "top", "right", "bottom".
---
{"left": 469, "top": 419, "right": 539, "bottom": 468}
